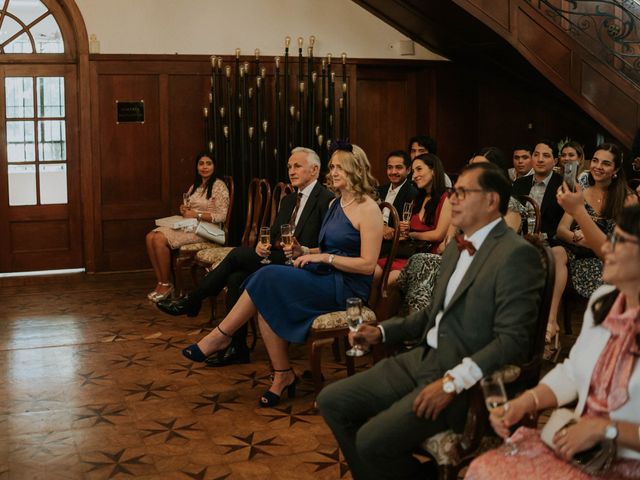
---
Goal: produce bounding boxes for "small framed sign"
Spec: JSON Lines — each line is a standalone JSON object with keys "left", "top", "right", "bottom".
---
{"left": 116, "top": 100, "right": 144, "bottom": 124}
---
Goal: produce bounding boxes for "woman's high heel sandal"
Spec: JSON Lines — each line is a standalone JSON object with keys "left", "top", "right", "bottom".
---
{"left": 181, "top": 325, "right": 233, "bottom": 362}
{"left": 148, "top": 282, "right": 173, "bottom": 303}
{"left": 259, "top": 368, "right": 298, "bottom": 408}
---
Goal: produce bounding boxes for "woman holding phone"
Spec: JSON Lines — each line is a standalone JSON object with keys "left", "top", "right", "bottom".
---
{"left": 545, "top": 143, "right": 636, "bottom": 357}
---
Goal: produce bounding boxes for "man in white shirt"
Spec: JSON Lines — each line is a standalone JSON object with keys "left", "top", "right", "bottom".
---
{"left": 508, "top": 145, "right": 534, "bottom": 182}
{"left": 377, "top": 150, "right": 418, "bottom": 239}
{"left": 318, "top": 163, "right": 544, "bottom": 480}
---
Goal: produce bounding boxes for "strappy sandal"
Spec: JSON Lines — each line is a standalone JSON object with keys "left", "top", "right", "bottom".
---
{"left": 259, "top": 368, "right": 298, "bottom": 408}
{"left": 182, "top": 325, "right": 233, "bottom": 362}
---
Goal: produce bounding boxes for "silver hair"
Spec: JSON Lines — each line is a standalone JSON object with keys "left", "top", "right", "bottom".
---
{"left": 291, "top": 147, "right": 321, "bottom": 170}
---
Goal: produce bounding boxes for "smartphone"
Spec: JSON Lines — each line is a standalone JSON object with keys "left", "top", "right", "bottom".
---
{"left": 563, "top": 161, "right": 578, "bottom": 192}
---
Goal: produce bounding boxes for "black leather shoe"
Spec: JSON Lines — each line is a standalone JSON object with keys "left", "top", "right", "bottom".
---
{"left": 156, "top": 297, "right": 201, "bottom": 317}
{"left": 205, "top": 344, "right": 250, "bottom": 367}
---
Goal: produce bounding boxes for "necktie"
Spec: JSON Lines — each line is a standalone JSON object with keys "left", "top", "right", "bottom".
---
{"left": 289, "top": 192, "right": 303, "bottom": 227}
{"left": 455, "top": 234, "right": 476, "bottom": 256}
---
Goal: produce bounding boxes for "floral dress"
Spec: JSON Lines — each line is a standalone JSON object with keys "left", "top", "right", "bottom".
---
{"left": 153, "top": 179, "right": 229, "bottom": 249}
{"left": 566, "top": 203, "right": 614, "bottom": 298}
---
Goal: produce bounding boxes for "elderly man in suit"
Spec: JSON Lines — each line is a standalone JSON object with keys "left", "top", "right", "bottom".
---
{"left": 317, "top": 162, "right": 544, "bottom": 480}
{"left": 512, "top": 140, "right": 564, "bottom": 240}
{"left": 157, "top": 147, "right": 333, "bottom": 366}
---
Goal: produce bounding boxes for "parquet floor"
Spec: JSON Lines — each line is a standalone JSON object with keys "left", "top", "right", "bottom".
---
{"left": 0, "top": 271, "right": 356, "bottom": 480}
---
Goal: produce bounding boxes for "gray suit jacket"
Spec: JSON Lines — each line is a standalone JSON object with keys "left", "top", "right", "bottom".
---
{"left": 382, "top": 219, "right": 544, "bottom": 380}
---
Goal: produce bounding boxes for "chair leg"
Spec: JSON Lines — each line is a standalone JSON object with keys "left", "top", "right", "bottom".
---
{"left": 343, "top": 336, "right": 356, "bottom": 376}
{"left": 309, "top": 337, "right": 334, "bottom": 396}
{"left": 438, "top": 464, "right": 458, "bottom": 480}
{"left": 331, "top": 337, "right": 341, "bottom": 362}
{"left": 561, "top": 295, "right": 572, "bottom": 335}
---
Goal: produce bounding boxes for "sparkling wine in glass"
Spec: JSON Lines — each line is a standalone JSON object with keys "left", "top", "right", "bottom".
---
{"left": 345, "top": 297, "right": 366, "bottom": 357}
{"left": 183, "top": 192, "right": 191, "bottom": 209}
{"left": 259, "top": 227, "right": 271, "bottom": 264}
{"left": 281, "top": 224, "right": 294, "bottom": 265}
{"left": 402, "top": 202, "right": 413, "bottom": 223}
{"left": 480, "top": 373, "right": 518, "bottom": 456}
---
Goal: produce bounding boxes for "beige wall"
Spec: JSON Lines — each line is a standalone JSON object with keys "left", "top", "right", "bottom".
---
{"left": 75, "top": 0, "right": 445, "bottom": 59}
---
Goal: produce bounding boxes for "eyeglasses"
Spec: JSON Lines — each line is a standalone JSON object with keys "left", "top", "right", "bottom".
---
{"left": 607, "top": 232, "right": 640, "bottom": 249}
{"left": 446, "top": 187, "right": 486, "bottom": 200}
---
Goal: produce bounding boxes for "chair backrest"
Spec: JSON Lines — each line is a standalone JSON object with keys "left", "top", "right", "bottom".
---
{"left": 241, "top": 178, "right": 271, "bottom": 247}
{"left": 517, "top": 194, "right": 541, "bottom": 235}
{"left": 378, "top": 202, "right": 401, "bottom": 299}
{"left": 269, "top": 182, "right": 294, "bottom": 227}
{"left": 221, "top": 175, "right": 234, "bottom": 246}
{"left": 521, "top": 235, "right": 556, "bottom": 387}
{"left": 629, "top": 178, "right": 640, "bottom": 201}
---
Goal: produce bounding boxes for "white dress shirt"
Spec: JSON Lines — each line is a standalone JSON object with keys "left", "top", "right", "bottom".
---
{"left": 293, "top": 180, "right": 317, "bottom": 226}
{"left": 382, "top": 180, "right": 408, "bottom": 224}
{"left": 529, "top": 171, "right": 553, "bottom": 209}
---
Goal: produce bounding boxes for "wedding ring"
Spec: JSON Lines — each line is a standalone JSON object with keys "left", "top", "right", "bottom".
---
{"left": 560, "top": 428, "right": 568, "bottom": 437}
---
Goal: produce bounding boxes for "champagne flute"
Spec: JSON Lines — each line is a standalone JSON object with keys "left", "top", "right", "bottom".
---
{"left": 402, "top": 202, "right": 413, "bottom": 223}
{"left": 281, "top": 224, "right": 294, "bottom": 265}
{"left": 480, "top": 373, "right": 518, "bottom": 456}
{"left": 345, "top": 297, "right": 366, "bottom": 357}
{"left": 259, "top": 226, "right": 271, "bottom": 264}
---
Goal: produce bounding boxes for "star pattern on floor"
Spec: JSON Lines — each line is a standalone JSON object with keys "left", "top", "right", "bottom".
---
{"left": 191, "top": 392, "right": 241, "bottom": 414}
{"left": 218, "top": 432, "right": 283, "bottom": 460}
{"left": 229, "top": 370, "right": 272, "bottom": 388}
{"left": 306, "top": 447, "right": 350, "bottom": 478}
{"left": 74, "top": 404, "right": 127, "bottom": 426}
{"left": 166, "top": 361, "right": 206, "bottom": 377}
{"left": 82, "top": 448, "right": 150, "bottom": 478}
{"left": 260, "top": 405, "right": 316, "bottom": 426}
{"left": 142, "top": 418, "right": 200, "bottom": 442}
{"left": 109, "top": 353, "right": 152, "bottom": 368}
{"left": 147, "top": 336, "right": 188, "bottom": 350}
{"left": 78, "top": 370, "right": 110, "bottom": 386}
{"left": 12, "top": 432, "right": 74, "bottom": 459}
{"left": 123, "top": 381, "right": 172, "bottom": 401}
{"left": 180, "top": 467, "right": 231, "bottom": 480}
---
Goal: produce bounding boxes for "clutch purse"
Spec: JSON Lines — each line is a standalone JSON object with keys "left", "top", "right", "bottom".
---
{"left": 540, "top": 408, "right": 616, "bottom": 476}
{"left": 194, "top": 221, "right": 225, "bottom": 245}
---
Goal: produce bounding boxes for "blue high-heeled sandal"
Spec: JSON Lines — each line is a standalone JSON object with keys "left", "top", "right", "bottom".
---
{"left": 259, "top": 368, "right": 298, "bottom": 408}
{"left": 182, "top": 325, "right": 232, "bottom": 362}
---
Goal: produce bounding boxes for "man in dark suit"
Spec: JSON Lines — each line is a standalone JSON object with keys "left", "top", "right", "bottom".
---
{"left": 377, "top": 151, "right": 418, "bottom": 251}
{"left": 318, "top": 163, "right": 544, "bottom": 480}
{"left": 157, "top": 147, "right": 333, "bottom": 366}
{"left": 512, "top": 139, "right": 564, "bottom": 239}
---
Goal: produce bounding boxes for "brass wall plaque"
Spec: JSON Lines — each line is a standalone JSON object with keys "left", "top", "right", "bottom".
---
{"left": 116, "top": 100, "right": 144, "bottom": 124}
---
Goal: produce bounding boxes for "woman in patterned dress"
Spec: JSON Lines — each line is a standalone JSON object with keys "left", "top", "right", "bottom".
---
{"left": 546, "top": 144, "right": 637, "bottom": 350}
{"left": 145, "top": 153, "right": 229, "bottom": 302}
{"left": 466, "top": 205, "right": 640, "bottom": 480}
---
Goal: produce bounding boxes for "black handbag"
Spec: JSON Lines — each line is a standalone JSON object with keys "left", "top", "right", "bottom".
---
{"left": 394, "top": 239, "right": 431, "bottom": 259}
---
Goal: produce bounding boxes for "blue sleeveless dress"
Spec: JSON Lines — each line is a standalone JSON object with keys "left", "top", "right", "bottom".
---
{"left": 242, "top": 200, "right": 372, "bottom": 343}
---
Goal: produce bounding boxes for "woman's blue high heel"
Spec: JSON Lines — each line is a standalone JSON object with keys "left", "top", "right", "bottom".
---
{"left": 259, "top": 368, "right": 298, "bottom": 408}
{"left": 181, "top": 325, "right": 232, "bottom": 363}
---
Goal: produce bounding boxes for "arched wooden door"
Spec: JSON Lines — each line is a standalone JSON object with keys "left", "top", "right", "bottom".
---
{"left": 0, "top": 0, "right": 84, "bottom": 272}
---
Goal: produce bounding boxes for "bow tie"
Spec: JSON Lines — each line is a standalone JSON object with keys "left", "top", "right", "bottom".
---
{"left": 455, "top": 235, "right": 476, "bottom": 256}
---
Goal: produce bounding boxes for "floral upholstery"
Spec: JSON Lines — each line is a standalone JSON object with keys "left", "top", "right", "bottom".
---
{"left": 421, "top": 430, "right": 501, "bottom": 466}
{"left": 179, "top": 242, "right": 217, "bottom": 253}
{"left": 311, "top": 306, "right": 376, "bottom": 329}
{"left": 195, "top": 246, "right": 233, "bottom": 270}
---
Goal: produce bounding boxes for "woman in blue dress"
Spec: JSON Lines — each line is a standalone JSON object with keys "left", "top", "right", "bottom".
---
{"left": 182, "top": 143, "right": 383, "bottom": 407}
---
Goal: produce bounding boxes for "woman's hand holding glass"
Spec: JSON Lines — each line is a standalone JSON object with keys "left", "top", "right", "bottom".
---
{"left": 398, "top": 221, "right": 411, "bottom": 240}
{"left": 482, "top": 374, "right": 518, "bottom": 455}
{"left": 258, "top": 227, "right": 272, "bottom": 264}
{"left": 488, "top": 392, "right": 530, "bottom": 440}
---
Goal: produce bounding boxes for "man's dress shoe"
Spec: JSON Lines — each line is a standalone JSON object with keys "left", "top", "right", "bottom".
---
{"left": 205, "top": 344, "right": 250, "bottom": 367}
{"left": 156, "top": 297, "right": 200, "bottom": 317}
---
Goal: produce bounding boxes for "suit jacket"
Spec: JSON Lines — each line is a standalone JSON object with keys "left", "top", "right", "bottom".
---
{"left": 382, "top": 220, "right": 544, "bottom": 390}
{"left": 270, "top": 181, "right": 334, "bottom": 249}
{"left": 542, "top": 284, "right": 640, "bottom": 460}
{"left": 512, "top": 172, "right": 564, "bottom": 239}
{"left": 377, "top": 181, "right": 418, "bottom": 228}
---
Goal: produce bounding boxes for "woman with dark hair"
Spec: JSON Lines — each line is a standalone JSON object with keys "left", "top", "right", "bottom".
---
{"left": 180, "top": 144, "right": 383, "bottom": 408}
{"left": 145, "top": 153, "right": 229, "bottom": 301}
{"left": 546, "top": 144, "right": 637, "bottom": 353}
{"left": 466, "top": 205, "right": 640, "bottom": 480}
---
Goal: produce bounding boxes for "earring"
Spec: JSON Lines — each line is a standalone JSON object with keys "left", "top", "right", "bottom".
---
{"left": 613, "top": 173, "right": 617, "bottom": 179}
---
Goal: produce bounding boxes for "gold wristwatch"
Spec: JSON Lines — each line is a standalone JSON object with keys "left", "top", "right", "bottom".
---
{"left": 442, "top": 374, "right": 456, "bottom": 394}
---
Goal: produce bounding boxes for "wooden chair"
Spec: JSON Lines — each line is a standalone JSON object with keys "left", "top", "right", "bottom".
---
{"left": 305, "top": 202, "right": 401, "bottom": 396}
{"left": 194, "top": 178, "right": 270, "bottom": 346}
{"left": 172, "top": 175, "right": 234, "bottom": 297}
{"left": 419, "top": 236, "right": 555, "bottom": 480}
{"left": 517, "top": 194, "right": 541, "bottom": 236}
{"left": 268, "top": 182, "right": 294, "bottom": 227}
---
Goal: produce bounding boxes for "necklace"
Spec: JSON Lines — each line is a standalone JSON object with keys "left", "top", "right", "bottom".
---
{"left": 340, "top": 197, "right": 356, "bottom": 208}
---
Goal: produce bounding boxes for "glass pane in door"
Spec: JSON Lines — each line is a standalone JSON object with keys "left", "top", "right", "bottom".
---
{"left": 8, "top": 164, "right": 37, "bottom": 205}
{"left": 5, "top": 77, "right": 34, "bottom": 118}
{"left": 38, "top": 120, "right": 66, "bottom": 160}
{"left": 37, "top": 77, "right": 65, "bottom": 116}
{"left": 6, "top": 121, "right": 35, "bottom": 162}
{"left": 39, "top": 163, "right": 67, "bottom": 204}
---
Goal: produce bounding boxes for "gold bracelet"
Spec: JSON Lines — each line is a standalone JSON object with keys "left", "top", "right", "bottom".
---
{"left": 527, "top": 389, "right": 540, "bottom": 414}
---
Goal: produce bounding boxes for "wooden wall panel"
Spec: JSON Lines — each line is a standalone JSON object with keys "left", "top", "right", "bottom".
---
{"left": 98, "top": 75, "right": 162, "bottom": 205}
{"left": 10, "top": 221, "right": 70, "bottom": 252}
{"left": 355, "top": 67, "right": 417, "bottom": 183}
